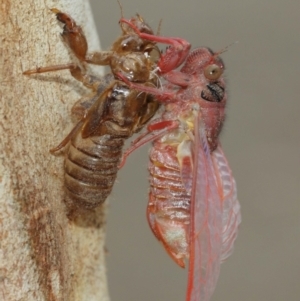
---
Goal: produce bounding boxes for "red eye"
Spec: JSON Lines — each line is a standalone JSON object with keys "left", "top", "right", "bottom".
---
{"left": 204, "top": 64, "right": 223, "bottom": 80}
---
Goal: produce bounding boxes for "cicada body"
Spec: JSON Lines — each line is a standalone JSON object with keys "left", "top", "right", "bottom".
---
{"left": 117, "top": 21, "right": 241, "bottom": 301}
{"left": 23, "top": 10, "right": 160, "bottom": 211}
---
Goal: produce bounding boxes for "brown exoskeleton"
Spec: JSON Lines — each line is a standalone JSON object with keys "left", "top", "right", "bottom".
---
{"left": 24, "top": 9, "right": 160, "bottom": 212}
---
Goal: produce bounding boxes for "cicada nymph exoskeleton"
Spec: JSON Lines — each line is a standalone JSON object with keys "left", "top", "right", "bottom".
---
{"left": 24, "top": 9, "right": 161, "bottom": 213}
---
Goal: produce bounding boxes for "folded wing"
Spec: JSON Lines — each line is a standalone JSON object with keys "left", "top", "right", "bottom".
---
{"left": 186, "top": 118, "right": 241, "bottom": 301}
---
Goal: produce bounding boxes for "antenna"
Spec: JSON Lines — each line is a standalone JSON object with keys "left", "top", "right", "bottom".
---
{"left": 117, "top": 0, "right": 126, "bottom": 33}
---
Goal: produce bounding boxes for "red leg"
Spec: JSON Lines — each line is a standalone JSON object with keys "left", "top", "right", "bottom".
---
{"left": 117, "top": 72, "right": 178, "bottom": 103}
{"left": 118, "top": 120, "right": 179, "bottom": 168}
{"left": 163, "top": 70, "right": 191, "bottom": 87}
{"left": 147, "top": 120, "right": 177, "bottom": 131}
{"left": 120, "top": 18, "right": 191, "bottom": 73}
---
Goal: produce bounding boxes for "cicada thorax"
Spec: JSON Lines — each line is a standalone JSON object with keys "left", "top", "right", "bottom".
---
{"left": 179, "top": 47, "right": 227, "bottom": 152}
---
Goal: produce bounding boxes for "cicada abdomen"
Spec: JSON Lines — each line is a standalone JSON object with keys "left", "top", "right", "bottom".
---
{"left": 65, "top": 134, "right": 124, "bottom": 209}
{"left": 23, "top": 10, "right": 160, "bottom": 212}
{"left": 147, "top": 143, "right": 190, "bottom": 267}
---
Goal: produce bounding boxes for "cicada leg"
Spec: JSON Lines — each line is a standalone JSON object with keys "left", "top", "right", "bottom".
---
{"left": 117, "top": 72, "right": 178, "bottom": 103}
{"left": 50, "top": 121, "right": 83, "bottom": 153}
{"left": 51, "top": 8, "right": 88, "bottom": 61}
{"left": 119, "top": 120, "right": 179, "bottom": 168}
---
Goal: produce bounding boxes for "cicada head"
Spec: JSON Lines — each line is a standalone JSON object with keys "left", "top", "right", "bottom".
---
{"left": 181, "top": 48, "right": 224, "bottom": 78}
{"left": 111, "top": 15, "right": 160, "bottom": 83}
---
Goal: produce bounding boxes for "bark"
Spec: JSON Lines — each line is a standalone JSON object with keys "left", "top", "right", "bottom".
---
{"left": 0, "top": 1, "right": 109, "bottom": 300}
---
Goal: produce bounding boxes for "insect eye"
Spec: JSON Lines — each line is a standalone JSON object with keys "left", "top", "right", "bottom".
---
{"left": 204, "top": 64, "right": 223, "bottom": 80}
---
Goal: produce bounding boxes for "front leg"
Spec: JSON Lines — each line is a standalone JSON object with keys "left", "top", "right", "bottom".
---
{"left": 119, "top": 119, "right": 179, "bottom": 168}
{"left": 117, "top": 72, "right": 179, "bottom": 103}
{"left": 50, "top": 10, "right": 114, "bottom": 67}
{"left": 51, "top": 9, "right": 88, "bottom": 61}
{"left": 120, "top": 18, "right": 191, "bottom": 73}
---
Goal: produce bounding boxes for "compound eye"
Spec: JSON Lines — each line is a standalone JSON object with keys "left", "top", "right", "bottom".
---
{"left": 204, "top": 64, "right": 223, "bottom": 80}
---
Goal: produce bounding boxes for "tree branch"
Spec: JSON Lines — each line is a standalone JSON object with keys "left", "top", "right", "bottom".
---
{"left": 0, "top": 1, "right": 108, "bottom": 300}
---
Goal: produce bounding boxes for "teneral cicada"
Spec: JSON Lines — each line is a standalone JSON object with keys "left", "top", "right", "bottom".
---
{"left": 23, "top": 10, "right": 160, "bottom": 213}
{"left": 117, "top": 19, "right": 241, "bottom": 301}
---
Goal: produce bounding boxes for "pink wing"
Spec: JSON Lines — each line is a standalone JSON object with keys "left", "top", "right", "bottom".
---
{"left": 186, "top": 118, "right": 241, "bottom": 301}
{"left": 212, "top": 147, "right": 241, "bottom": 262}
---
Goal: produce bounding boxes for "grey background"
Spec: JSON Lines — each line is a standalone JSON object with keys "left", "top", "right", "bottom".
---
{"left": 89, "top": 1, "right": 300, "bottom": 300}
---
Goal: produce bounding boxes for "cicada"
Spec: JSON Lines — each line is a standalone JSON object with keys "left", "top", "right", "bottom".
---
{"left": 23, "top": 10, "right": 160, "bottom": 213}
{"left": 118, "top": 19, "right": 241, "bottom": 301}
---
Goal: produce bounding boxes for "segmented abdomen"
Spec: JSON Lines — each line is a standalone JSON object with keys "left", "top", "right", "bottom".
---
{"left": 147, "top": 143, "right": 191, "bottom": 264}
{"left": 64, "top": 132, "right": 124, "bottom": 210}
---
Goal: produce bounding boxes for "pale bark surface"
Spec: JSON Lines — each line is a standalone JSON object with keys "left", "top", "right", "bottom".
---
{"left": 0, "top": 1, "right": 108, "bottom": 300}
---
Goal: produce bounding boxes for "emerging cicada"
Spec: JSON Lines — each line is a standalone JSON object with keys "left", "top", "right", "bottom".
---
{"left": 23, "top": 10, "right": 160, "bottom": 212}
{"left": 118, "top": 19, "right": 241, "bottom": 301}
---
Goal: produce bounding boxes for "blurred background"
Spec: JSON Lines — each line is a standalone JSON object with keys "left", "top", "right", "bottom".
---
{"left": 89, "top": 1, "right": 300, "bottom": 300}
